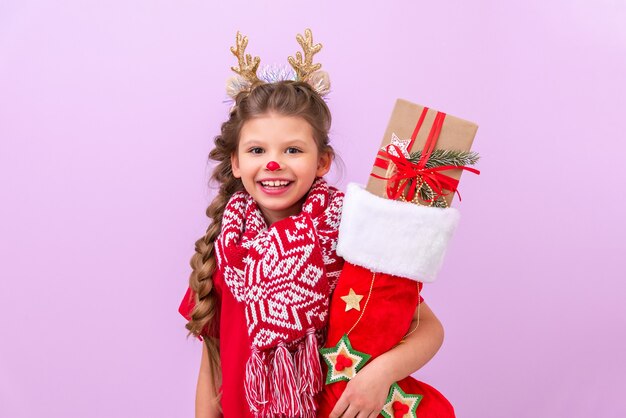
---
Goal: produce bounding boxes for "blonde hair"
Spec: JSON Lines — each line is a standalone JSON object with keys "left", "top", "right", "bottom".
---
{"left": 185, "top": 80, "right": 335, "bottom": 399}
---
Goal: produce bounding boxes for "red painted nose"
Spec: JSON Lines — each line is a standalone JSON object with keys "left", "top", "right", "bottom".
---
{"left": 266, "top": 161, "right": 280, "bottom": 171}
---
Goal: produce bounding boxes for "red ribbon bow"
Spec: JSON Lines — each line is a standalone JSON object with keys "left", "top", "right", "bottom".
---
{"left": 373, "top": 144, "right": 480, "bottom": 203}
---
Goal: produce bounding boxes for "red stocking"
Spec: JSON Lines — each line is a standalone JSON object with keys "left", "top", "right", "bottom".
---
{"left": 317, "top": 184, "right": 460, "bottom": 418}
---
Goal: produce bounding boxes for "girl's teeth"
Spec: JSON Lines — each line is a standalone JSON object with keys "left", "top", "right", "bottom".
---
{"left": 261, "top": 180, "right": 290, "bottom": 187}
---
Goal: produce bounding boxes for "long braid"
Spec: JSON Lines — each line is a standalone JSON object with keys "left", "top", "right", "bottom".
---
{"left": 186, "top": 133, "right": 243, "bottom": 398}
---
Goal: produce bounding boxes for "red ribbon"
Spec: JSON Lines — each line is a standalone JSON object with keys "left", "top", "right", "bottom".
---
{"left": 371, "top": 109, "right": 480, "bottom": 203}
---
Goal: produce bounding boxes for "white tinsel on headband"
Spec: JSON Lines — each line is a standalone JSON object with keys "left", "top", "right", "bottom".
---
{"left": 258, "top": 64, "right": 297, "bottom": 83}
{"left": 224, "top": 64, "right": 331, "bottom": 108}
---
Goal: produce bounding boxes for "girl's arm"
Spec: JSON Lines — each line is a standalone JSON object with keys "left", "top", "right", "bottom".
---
{"left": 195, "top": 342, "right": 222, "bottom": 418}
{"left": 329, "top": 301, "right": 444, "bottom": 418}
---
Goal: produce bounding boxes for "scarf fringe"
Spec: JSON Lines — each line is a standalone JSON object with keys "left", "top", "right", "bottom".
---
{"left": 296, "top": 328, "right": 323, "bottom": 416}
{"left": 245, "top": 347, "right": 268, "bottom": 415}
{"left": 270, "top": 342, "right": 301, "bottom": 416}
{"left": 246, "top": 334, "right": 323, "bottom": 417}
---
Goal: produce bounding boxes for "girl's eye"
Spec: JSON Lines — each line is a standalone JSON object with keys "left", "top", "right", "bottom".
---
{"left": 248, "top": 147, "right": 264, "bottom": 154}
{"left": 286, "top": 147, "right": 302, "bottom": 154}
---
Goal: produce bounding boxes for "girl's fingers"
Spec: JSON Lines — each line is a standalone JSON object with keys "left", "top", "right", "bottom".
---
{"left": 340, "top": 404, "right": 360, "bottom": 418}
{"left": 356, "top": 410, "right": 375, "bottom": 418}
{"left": 329, "top": 393, "right": 381, "bottom": 418}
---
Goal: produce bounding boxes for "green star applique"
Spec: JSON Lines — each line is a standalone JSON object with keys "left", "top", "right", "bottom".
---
{"left": 320, "top": 334, "right": 371, "bottom": 384}
{"left": 380, "top": 382, "right": 423, "bottom": 418}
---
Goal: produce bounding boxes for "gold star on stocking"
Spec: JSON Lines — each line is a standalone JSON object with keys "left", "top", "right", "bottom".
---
{"left": 340, "top": 288, "right": 364, "bottom": 312}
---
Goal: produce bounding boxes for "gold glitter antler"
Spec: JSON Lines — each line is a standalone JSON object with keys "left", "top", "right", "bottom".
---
{"left": 230, "top": 31, "right": 261, "bottom": 84}
{"left": 288, "top": 28, "right": 323, "bottom": 82}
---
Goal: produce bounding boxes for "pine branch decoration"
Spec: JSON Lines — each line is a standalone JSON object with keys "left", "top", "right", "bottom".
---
{"left": 408, "top": 149, "right": 480, "bottom": 168}
{"left": 403, "top": 149, "right": 480, "bottom": 207}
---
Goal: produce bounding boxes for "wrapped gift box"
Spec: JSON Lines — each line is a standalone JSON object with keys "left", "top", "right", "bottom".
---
{"left": 366, "top": 98, "right": 479, "bottom": 207}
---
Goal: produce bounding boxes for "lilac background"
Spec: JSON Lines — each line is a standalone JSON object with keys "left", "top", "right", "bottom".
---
{"left": 1, "top": 1, "right": 625, "bottom": 417}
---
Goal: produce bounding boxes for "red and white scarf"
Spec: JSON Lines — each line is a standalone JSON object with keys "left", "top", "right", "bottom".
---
{"left": 215, "top": 178, "right": 344, "bottom": 417}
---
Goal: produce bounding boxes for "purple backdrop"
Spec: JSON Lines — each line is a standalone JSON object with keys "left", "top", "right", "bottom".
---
{"left": 1, "top": 1, "right": 625, "bottom": 417}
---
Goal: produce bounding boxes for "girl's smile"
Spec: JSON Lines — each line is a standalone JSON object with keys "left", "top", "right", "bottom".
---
{"left": 257, "top": 178, "right": 294, "bottom": 195}
{"left": 231, "top": 112, "right": 331, "bottom": 225}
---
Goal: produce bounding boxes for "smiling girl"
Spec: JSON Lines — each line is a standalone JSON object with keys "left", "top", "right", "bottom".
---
{"left": 178, "top": 28, "right": 347, "bottom": 417}
{"left": 179, "top": 79, "right": 343, "bottom": 418}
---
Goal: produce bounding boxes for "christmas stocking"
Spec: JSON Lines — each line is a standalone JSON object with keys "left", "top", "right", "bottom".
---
{"left": 317, "top": 183, "right": 459, "bottom": 418}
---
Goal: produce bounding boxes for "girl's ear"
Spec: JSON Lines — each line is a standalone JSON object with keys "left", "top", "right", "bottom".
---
{"left": 316, "top": 151, "right": 332, "bottom": 177}
{"left": 231, "top": 152, "right": 242, "bottom": 178}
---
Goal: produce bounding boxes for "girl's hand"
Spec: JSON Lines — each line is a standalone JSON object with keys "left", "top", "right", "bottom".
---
{"left": 328, "top": 359, "right": 392, "bottom": 418}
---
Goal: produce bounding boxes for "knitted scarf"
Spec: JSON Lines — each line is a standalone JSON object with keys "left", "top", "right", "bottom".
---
{"left": 215, "top": 178, "right": 344, "bottom": 417}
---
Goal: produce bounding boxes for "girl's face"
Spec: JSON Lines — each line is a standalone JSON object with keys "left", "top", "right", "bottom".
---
{"left": 231, "top": 112, "right": 332, "bottom": 225}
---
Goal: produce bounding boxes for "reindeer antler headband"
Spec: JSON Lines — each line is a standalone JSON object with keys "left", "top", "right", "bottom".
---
{"left": 225, "top": 28, "right": 331, "bottom": 101}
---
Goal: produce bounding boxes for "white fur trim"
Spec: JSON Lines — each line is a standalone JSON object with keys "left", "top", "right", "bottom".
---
{"left": 336, "top": 183, "right": 460, "bottom": 282}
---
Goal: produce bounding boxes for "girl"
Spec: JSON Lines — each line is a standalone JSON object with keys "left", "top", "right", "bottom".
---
{"left": 180, "top": 29, "right": 451, "bottom": 418}
{"left": 179, "top": 76, "right": 345, "bottom": 418}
